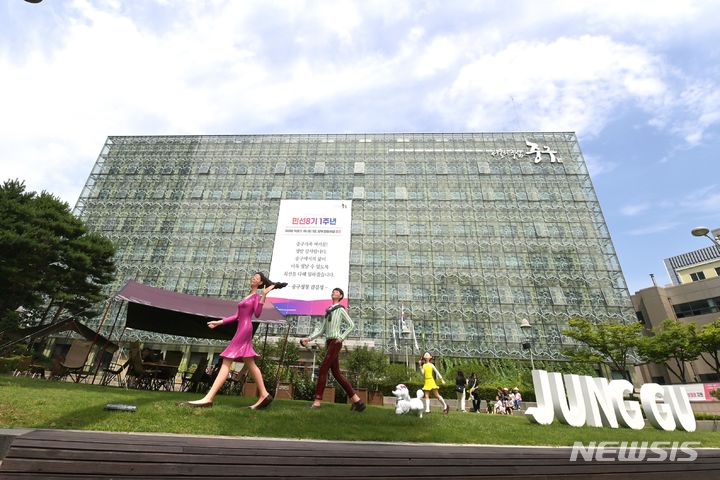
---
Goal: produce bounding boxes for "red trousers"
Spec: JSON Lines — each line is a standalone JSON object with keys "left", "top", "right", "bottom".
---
{"left": 314, "top": 339, "right": 356, "bottom": 400}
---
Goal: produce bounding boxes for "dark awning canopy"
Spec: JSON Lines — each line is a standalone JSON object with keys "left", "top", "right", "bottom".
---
{"left": 115, "top": 281, "right": 286, "bottom": 341}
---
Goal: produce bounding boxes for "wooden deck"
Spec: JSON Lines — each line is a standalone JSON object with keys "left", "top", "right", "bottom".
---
{"left": 1, "top": 429, "right": 719, "bottom": 479}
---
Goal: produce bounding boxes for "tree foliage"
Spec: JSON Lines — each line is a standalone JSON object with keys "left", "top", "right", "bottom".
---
{"left": 561, "top": 317, "right": 643, "bottom": 380}
{"left": 0, "top": 180, "right": 116, "bottom": 331}
{"left": 697, "top": 319, "right": 720, "bottom": 377}
{"left": 346, "top": 345, "right": 389, "bottom": 389}
{"left": 637, "top": 318, "right": 701, "bottom": 383}
{"left": 256, "top": 337, "right": 301, "bottom": 383}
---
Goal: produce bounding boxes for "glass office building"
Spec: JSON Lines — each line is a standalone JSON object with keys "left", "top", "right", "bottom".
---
{"left": 74, "top": 133, "right": 634, "bottom": 360}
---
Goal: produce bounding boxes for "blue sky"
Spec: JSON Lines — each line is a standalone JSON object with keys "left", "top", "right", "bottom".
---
{"left": 1, "top": 0, "right": 718, "bottom": 293}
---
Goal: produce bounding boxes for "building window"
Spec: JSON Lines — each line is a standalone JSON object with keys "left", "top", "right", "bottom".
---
{"left": 673, "top": 296, "right": 720, "bottom": 318}
{"left": 690, "top": 271, "right": 706, "bottom": 282}
{"left": 352, "top": 186, "right": 365, "bottom": 199}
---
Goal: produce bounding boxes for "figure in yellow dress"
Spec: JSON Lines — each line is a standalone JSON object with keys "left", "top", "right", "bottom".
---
{"left": 420, "top": 352, "right": 449, "bottom": 414}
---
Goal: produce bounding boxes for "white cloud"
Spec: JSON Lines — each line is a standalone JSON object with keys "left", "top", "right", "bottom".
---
{"left": 627, "top": 222, "right": 680, "bottom": 236}
{"left": 584, "top": 154, "right": 618, "bottom": 177}
{"left": 309, "top": 0, "right": 362, "bottom": 43}
{"left": 2, "top": 0, "right": 720, "bottom": 205}
{"left": 616, "top": 186, "right": 719, "bottom": 235}
{"left": 413, "top": 35, "right": 463, "bottom": 78}
{"left": 679, "top": 184, "right": 720, "bottom": 213}
{"left": 671, "top": 80, "right": 720, "bottom": 145}
{"left": 620, "top": 203, "right": 651, "bottom": 217}
{"left": 433, "top": 35, "right": 668, "bottom": 137}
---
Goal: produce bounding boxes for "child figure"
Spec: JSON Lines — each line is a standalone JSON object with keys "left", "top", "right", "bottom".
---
{"left": 420, "top": 352, "right": 449, "bottom": 414}
{"left": 513, "top": 387, "right": 522, "bottom": 411}
{"left": 493, "top": 387, "right": 505, "bottom": 414}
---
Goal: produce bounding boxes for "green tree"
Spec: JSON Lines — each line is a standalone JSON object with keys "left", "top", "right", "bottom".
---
{"left": 561, "top": 317, "right": 643, "bottom": 380}
{"left": 637, "top": 319, "right": 701, "bottom": 384}
{"left": 256, "top": 338, "right": 301, "bottom": 383}
{"left": 39, "top": 231, "right": 116, "bottom": 325}
{"left": 0, "top": 180, "right": 116, "bottom": 331}
{"left": 346, "top": 346, "right": 388, "bottom": 390}
{"left": 384, "top": 363, "right": 415, "bottom": 387}
{"left": 697, "top": 320, "right": 720, "bottom": 377}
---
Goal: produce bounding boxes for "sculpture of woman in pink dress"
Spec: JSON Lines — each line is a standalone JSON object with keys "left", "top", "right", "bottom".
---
{"left": 185, "top": 272, "right": 284, "bottom": 409}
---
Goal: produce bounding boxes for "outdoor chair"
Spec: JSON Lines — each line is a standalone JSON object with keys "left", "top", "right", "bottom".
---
{"left": 126, "top": 342, "right": 160, "bottom": 390}
{"left": 180, "top": 356, "right": 209, "bottom": 393}
{"left": 164, "top": 350, "right": 184, "bottom": 367}
{"left": 100, "top": 359, "right": 130, "bottom": 388}
{"left": 50, "top": 340, "right": 94, "bottom": 383}
{"left": 153, "top": 350, "right": 183, "bottom": 391}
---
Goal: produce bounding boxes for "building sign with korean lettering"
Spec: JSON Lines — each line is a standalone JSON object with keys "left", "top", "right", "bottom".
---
{"left": 386, "top": 138, "right": 563, "bottom": 164}
{"left": 268, "top": 199, "right": 352, "bottom": 316}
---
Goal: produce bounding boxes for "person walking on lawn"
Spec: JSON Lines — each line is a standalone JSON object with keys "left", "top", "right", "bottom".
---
{"left": 420, "top": 352, "right": 449, "bottom": 414}
{"left": 183, "top": 272, "right": 285, "bottom": 410}
{"left": 300, "top": 287, "right": 365, "bottom": 412}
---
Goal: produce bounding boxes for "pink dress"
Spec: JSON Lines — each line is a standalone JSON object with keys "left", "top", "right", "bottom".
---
{"left": 219, "top": 294, "right": 263, "bottom": 359}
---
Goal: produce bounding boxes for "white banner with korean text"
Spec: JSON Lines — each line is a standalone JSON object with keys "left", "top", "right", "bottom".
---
{"left": 268, "top": 199, "right": 352, "bottom": 316}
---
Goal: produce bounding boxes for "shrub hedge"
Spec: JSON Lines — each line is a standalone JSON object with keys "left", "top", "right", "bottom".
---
{"left": 0, "top": 355, "right": 30, "bottom": 374}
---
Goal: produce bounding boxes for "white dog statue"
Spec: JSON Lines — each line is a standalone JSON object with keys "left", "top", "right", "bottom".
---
{"left": 392, "top": 383, "right": 424, "bottom": 418}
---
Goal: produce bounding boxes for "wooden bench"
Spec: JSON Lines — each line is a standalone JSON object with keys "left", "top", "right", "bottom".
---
{"left": 1, "top": 428, "right": 719, "bottom": 479}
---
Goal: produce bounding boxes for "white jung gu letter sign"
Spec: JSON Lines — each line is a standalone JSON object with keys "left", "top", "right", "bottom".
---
{"left": 526, "top": 370, "right": 696, "bottom": 432}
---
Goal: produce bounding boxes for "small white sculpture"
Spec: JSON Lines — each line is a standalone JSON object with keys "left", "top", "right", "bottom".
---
{"left": 392, "top": 383, "right": 424, "bottom": 418}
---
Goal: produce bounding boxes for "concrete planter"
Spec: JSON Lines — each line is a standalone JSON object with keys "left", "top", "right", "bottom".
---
{"left": 321, "top": 386, "right": 335, "bottom": 403}
{"left": 368, "top": 390, "right": 384, "bottom": 405}
{"left": 275, "top": 383, "right": 293, "bottom": 400}
{"left": 347, "top": 388, "right": 368, "bottom": 404}
{"left": 242, "top": 382, "right": 258, "bottom": 398}
{"left": 693, "top": 419, "right": 720, "bottom": 431}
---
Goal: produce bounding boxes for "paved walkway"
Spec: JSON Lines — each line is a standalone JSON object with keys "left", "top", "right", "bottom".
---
{"left": 1, "top": 429, "right": 719, "bottom": 479}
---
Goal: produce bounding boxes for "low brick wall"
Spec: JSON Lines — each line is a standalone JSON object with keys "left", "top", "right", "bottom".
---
{"left": 692, "top": 402, "right": 720, "bottom": 414}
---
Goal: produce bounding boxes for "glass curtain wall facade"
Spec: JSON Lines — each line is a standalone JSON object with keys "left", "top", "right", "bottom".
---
{"left": 74, "top": 133, "right": 634, "bottom": 360}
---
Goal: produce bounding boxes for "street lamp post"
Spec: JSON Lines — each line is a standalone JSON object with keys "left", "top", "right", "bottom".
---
{"left": 691, "top": 226, "right": 720, "bottom": 247}
{"left": 519, "top": 318, "right": 535, "bottom": 370}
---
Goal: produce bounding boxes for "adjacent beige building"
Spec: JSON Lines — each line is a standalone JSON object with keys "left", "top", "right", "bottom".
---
{"left": 633, "top": 234, "right": 720, "bottom": 384}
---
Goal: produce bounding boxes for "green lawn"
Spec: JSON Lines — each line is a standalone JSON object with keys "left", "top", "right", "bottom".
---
{"left": 1, "top": 375, "right": 717, "bottom": 447}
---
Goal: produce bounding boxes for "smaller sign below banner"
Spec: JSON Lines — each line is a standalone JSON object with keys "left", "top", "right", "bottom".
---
{"left": 679, "top": 383, "right": 720, "bottom": 402}
{"left": 705, "top": 382, "right": 720, "bottom": 401}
